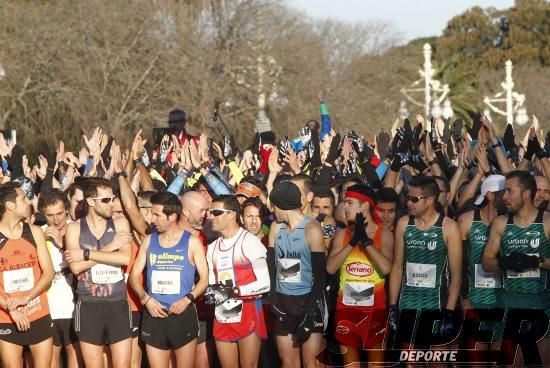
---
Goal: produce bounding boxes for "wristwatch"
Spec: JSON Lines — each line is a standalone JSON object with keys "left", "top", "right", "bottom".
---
{"left": 198, "top": 160, "right": 213, "bottom": 171}
{"left": 185, "top": 293, "right": 195, "bottom": 303}
{"left": 83, "top": 249, "right": 90, "bottom": 261}
{"left": 114, "top": 171, "right": 128, "bottom": 179}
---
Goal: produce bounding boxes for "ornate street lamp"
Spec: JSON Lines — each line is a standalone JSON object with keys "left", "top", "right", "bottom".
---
{"left": 483, "top": 60, "right": 528, "bottom": 126}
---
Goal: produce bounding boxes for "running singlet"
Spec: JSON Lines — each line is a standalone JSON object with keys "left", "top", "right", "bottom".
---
{"left": 465, "top": 209, "right": 501, "bottom": 307}
{"left": 209, "top": 228, "right": 266, "bottom": 325}
{"left": 0, "top": 224, "right": 50, "bottom": 323}
{"left": 43, "top": 224, "right": 75, "bottom": 319}
{"left": 336, "top": 226, "right": 386, "bottom": 310}
{"left": 399, "top": 215, "right": 448, "bottom": 310}
{"left": 146, "top": 231, "right": 195, "bottom": 309}
{"left": 76, "top": 217, "right": 126, "bottom": 300}
{"left": 275, "top": 217, "right": 312, "bottom": 296}
{"left": 500, "top": 210, "right": 549, "bottom": 294}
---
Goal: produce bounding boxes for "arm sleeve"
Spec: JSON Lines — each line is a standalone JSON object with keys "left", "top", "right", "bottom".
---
{"left": 306, "top": 251, "right": 326, "bottom": 315}
{"left": 227, "top": 161, "right": 244, "bottom": 185}
{"left": 319, "top": 102, "right": 331, "bottom": 141}
{"left": 238, "top": 258, "right": 270, "bottom": 296}
{"left": 166, "top": 171, "right": 189, "bottom": 195}
{"left": 203, "top": 171, "right": 231, "bottom": 195}
{"left": 376, "top": 161, "right": 388, "bottom": 180}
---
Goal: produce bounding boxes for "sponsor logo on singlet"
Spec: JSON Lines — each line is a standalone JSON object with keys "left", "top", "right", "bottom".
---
{"left": 427, "top": 241, "right": 437, "bottom": 251}
{"left": 0, "top": 329, "right": 12, "bottom": 335}
{"left": 149, "top": 252, "right": 184, "bottom": 266}
{"left": 345, "top": 262, "right": 374, "bottom": 277}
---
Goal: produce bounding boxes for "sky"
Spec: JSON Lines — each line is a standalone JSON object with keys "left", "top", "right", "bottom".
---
{"left": 287, "top": 0, "right": 515, "bottom": 41}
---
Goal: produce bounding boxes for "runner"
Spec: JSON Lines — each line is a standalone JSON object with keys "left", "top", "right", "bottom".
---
{"left": 38, "top": 189, "right": 83, "bottom": 368}
{"left": 0, "top": 182, "right": 55, "bottom": 368}
{"left": 374, "top": 187, "right": 399, "bottom": 232}
{"left": 268, "top": 181, "right": 326, "bottom": 368}
{"left": 326, "top": 184, "right": 394, "bottom": 365}
{"left": 130, "top": 191, "right": 208, "bottom": 368}
{"left": 241, "top": 197, "right": 269, "bottom": 245}
{"left": 205, "top": 194, "right": 270, "bottom": 368}
{"left": 290, "top": 173, "right": 315, "bottom": 217}
{"left": 388, "top": 176, "right": 462, "bottom": 346}
{"left": 482, "top": 170, "right": 550, "bottom": 366}
{"left": 457, "top": 175, "right": 505, "bottom": 353}
{"left": 179, "top": 191, "right": 216, "bottom": 368}
{"left": 64, "top": 177, "right": 133, "bottom": 368}
{"left": 534, "top": 175, "right": 550, "bottom": 211}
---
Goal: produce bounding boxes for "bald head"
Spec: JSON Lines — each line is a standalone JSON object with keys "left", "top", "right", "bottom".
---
{"left": 180, "top": 191, "right": 210, "bottom": 230}
{"left": 534, "top": 176, "right": 550, "bottom": 210}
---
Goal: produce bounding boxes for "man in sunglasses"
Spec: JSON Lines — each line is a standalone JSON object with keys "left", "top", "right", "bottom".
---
{"left": 64, "top": 177, "right": 134, "bottom": 367}
{"left": 205, "top": 195, "right": 270, "bottom": 367}
{"left": 457, "top": 175, "right": 505, "bottom": 355}
{"left": 326, "top": 184, "right": 394, "bottom": 363}
{"left": 267, "top": 181, "right": 326, "bottom": 368}
{"left": 130, "top": 191, "right": 208, "bottom": 367}
{"left": 482, "top": 170, "right": 550, "bottom": 366}
{"left": 389, "top": 176, "right": 462, "bottom": 345}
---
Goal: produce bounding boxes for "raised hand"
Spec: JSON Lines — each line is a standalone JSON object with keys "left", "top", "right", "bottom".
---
{"left": 83, "top": 127, "right": 103, "bottom": 155}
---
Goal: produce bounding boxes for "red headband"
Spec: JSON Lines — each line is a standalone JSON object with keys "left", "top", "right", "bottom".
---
{"left": 344, "top": 190, "right": 382, "bottom": 225}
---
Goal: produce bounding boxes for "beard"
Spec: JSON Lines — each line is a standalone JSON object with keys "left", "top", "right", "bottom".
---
{"left": 506, "top": 199, "right": 524, "bottom": 214}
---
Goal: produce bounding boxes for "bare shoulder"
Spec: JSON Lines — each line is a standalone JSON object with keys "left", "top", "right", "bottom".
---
{"left": 113, "top": 217, "right": 130, "bottom": 231}
{"left": 66, "top": 221, "right": 80, "bottom": 234}
{"left": 457, "top": 210, "right": 474, "bottom": 226}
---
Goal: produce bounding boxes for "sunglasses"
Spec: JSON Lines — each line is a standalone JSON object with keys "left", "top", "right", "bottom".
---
{"left": 405, "top": 194, "right": 431, "bottom": 203}
{"left": 91, "top": 196, "right": 116, "bottom": 204}
{"left": 209, "top": 208, "right": 234, "bottom": 217}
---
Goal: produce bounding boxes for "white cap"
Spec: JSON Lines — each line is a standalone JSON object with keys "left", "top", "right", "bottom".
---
{"left": 474, "top": 175, "right": 506, "bottom": 205}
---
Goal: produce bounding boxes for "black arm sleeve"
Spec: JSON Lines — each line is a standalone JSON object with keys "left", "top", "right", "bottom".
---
{"left": 306, "top": 251, "right": 326, "bottom": 315}
{"left": 40, "top": 168, "right": 54, "bottom": 193}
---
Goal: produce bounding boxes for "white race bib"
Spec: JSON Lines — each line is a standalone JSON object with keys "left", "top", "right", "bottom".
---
{"left": 215, "top": 299, "right": 243, "bottom": 324}
{"left": 406, "top": 262, "right": 436, "bottom": 288}
{"left": 474, "top": 264, "right": 501, "bottom": 288}
{"left": 343, "top": 282, "right": 374, "bottom": 307}
{"left": 506, "top": 253, "right": 541, "bottom": 279}
{"left": 151, "top": 270, "right": 181, "bottom": 295}
{"left": 91, "top": 264, "right": 123, "bottom": 284}
{"left": 3, "top": 267, "right": 34, "bottom": 293}
{"left": 278, "top": 258, "right": 301, "bottom": 283}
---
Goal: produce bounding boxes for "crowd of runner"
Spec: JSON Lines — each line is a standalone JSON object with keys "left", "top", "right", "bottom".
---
{"left": 0, "top": 96, "right": 548, "bottom": 368}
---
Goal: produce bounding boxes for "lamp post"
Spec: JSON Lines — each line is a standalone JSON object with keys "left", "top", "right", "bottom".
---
{"left": 401, "top": 43, "right": 450, "bottom": 129}
{"left": 483, "top": 60, "right": 528, "bottom": 126}
{"left": 398, "top": 101, "right": 409, "bottom": 120}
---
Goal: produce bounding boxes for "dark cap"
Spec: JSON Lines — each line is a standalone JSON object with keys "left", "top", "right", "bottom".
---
{"left": 260, "top": 131, "right": 276, "bottom": 145}
{"left": 168, "top": 108, "right": 187, "bottom": 123}
{"left": 269, "top": 181, "right": 302, "bottom": 210}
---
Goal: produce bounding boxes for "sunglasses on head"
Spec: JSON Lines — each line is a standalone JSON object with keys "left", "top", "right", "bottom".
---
{"left": 209, "top": 208, "right": 234, "bottom": 217}
{"left": 405, "top": 194, "right": 431, "bottom": 203}
{"left": 91, "top": 196, "right": 116, "bottom": 204}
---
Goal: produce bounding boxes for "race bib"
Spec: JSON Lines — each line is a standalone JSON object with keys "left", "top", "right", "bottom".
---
{"left": 343, "top": 282, "right": 374, "bottom": 307}
{"left": 3, "top": 267, "right": 34, "bottom": 293}
{"left": 278, "top": 258, "right": 301, "bottom": 283}
{"left": 406, "top": 262, "right": 436, "bottom": 288}
{"left": 474, "top": 264, "right": 502, "bottom": 288}
{"left": 151, "top": 270, "right": 181, "bottom": 295}
{"left": 91, "top": 264, "right": 123, "bottom": 284}
{"left": 506, "top": 253, "right": 541, "bottom": 279}
{"left": 215, "top": 299, "right": 243, "bottom": 324}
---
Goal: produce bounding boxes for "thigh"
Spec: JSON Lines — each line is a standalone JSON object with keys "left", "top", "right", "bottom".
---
{"left": 215, "top": 340, "right": 239, "bottom": 368}
{"left": 237, "top": 333, "right": 262, "bottom": 368}
{"left": 52, "top": 344, "right": 62, "bottom": 368}
{"left": 130, "top": 336, "right": 143, "bottom": 368}
{"left": 146, "top": 344, "right": 171, "bottom": 368}
{"left": 28, "top": 337, "right": 54, "bottom": 368}
{"left": 301, "top": 332, "right": 325, "bottom": 368}
{"left": 174, "top": 338, "right": 197, "bottom": 368}
{"left": 109, "top": 337, "right": 132, "bottom": 368}
{"left": 79, "top": 340, "right": 106, "bottom": 368}
{"left": 194, "top": 338, "right": 215, "bottom": 368}
{"left": 65, "top": 343, "right": 84, "bottom": 368}
{"left": 0, "top": 339, "right": 24, "bottom": 368}
{"left": 276, "top": 334, "right": 301, "bottom": 368}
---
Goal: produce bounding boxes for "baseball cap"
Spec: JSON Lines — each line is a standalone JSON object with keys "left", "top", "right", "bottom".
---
{"left": 236, "top": 182, "right": 262, "bottom": 198}
{"left": 474, "top": 175, "right": 505, "bottom": 205}
{"left": 269, "top": 181, "right": 302, "bottom": 210}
